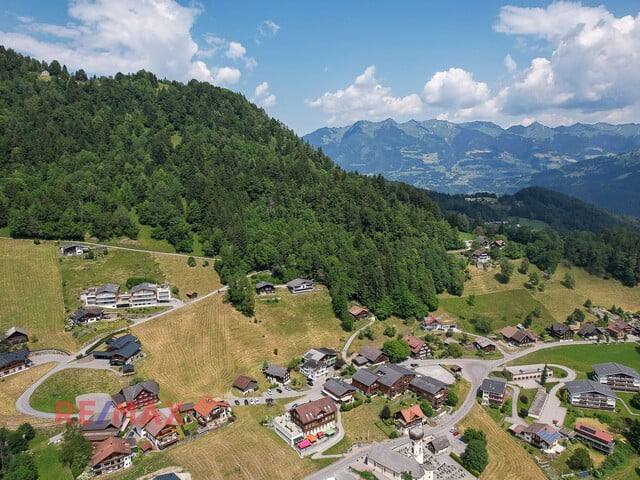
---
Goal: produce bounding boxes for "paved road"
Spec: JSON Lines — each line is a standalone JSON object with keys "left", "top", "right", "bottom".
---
{"left": 341, "top": 316, "right": 376, "bottom": 363}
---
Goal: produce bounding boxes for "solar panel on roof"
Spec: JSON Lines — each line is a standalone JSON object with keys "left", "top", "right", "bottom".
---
{"left": 576, "top": 471, "right": 591, "bottom": 478}
{"left": 579, "top": 425, "right": 597, "bottom": 435}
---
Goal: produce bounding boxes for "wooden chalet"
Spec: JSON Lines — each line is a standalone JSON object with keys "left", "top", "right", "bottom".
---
{"left": 285, "top": 278, "right": 314, "bottom": 294}
{"left": 71, "top": 307, "right": 105, "bottom": 325}
{"left": 91, "top": 437, "right": 132, "bottom": 476}
{"left": 112, "top": 380, "right": 159, "bottom": 411}
{"left": 500, "top": 326, "right": 537, "bottom": 346}
{"left": 193, "top": 397, "right": 232, "bottom": 428}
{"left": 93, "top": 334, "right": 142, "bottom": 366}
{"left": 82, "top": 408, "right": 125, "bottom": 442}
{"left": 352, "top": 345, "right": 388, "bottom": 366}
{"left": 3, "top": 326, "right": 28, "bottom": 346}
{"left": 395, "top": 404, "right": 425, "bottom": 431}
{"left": 264, "top": 364, "right": 290, "bottom": 384}
{"left": 374, "top": 364, "right": 416, "bottom": 398}
{"left": 348, "top": 305, "right": 370, "bottom": 319}
{"left": 547, "top": 323, "right": 574, "bottom": 341}
{"left": 0, "top": 348, "right": 31, "bottom": 377}
{"left": 402, "top": 333, "right": 432, "bottom": 359}
{"left": 233, "top": 375, "right": 259, "bottom": 395}
{"left": 290, "top": 397, "right": 337, "bottom": 435}
{"left": 409, "top": 375, "right": 448, "bottom": 409}
{"left": 474, "top": 338, "right": 496, "bottom": 353}
{"left": 133, "top": 407, "right": 180, "bottom": 450}
{"left": 255, "top": 281, "right": 276, "bottom": 295}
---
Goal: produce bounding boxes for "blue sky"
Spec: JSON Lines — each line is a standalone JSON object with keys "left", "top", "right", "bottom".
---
{"left": 1, "top": 1, "right": 640, "bottom": 135}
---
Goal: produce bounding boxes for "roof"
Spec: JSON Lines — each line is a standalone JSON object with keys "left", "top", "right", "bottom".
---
{"left": 357, "top": 345, "right": 386, "bottom": 363}
{"left": 286, "top": 278, "right": 313, "bottom": 288}
{"left": 4, "top": 326, "right": 28, "bottom": 338}
{"left": 530, "top": 423, "right": 560, "bottom": 445}
{"left": 323, "top": 378, "right": 356, "bottom": 397}
{"left": 410, "top": 375, "right": 447, "bottom": 394}
{"left": 111, "top": 341, "right": 141, "bottom": 359}
{"left": 233, "top": 375, "right": 258, "bottom": 390}
{"left": 565, "top": 379, "right": 617, "bottom": 398}
{"left": 481, "top": 377, "right": 507, "bottom": 395}
{"left": 398, "top": 404, "right": 424, "bottom": 423}
{"left": 351, "top": 368, "right": 379, "bottom": 387}
{"left": 592, "top": 362, "right": 640, "bottom": 380}
{"left": 500, "top": 326, "right": 519, "bottom": 338}
{"left": 292, "top": 397, "right": 337, "bottom": 426}
{"left": 131, "top": 282, "right": 157, "bottom": 293}
{"left": 374, "top": 364, "right": 415, "bottom": 387}
{"left": 548, "top": 322, "right": 571, "bottom": 335}
{"left": 575, "top": 423, "right": 614, "bottom": 443}
{"left": 303, "top": 348, "right": 336, "bottom": 362}
{"left": 348, "top": 306, "right": 369, "bottom": 316}
{"left": 255, "top": 281, "right": 274, "bottom": 289}
{"left": 91, "top": 437, "right": 131, "bottom": 467}
{"left": 193, "top": 396, "right": 230, "bottom": 417}
{"left": 81, "top": 409, "right": 125, "bottom": 432}
{"left": 153, "top": 474, "right": 181, "bottom": 480}
{"left": 430, "top": 435, "right": 450, "bottom": 451}
{"left": 402, "top": 334, "right": 427, "bottom": 354}
{"left": 116, "top": 380, "right": 159, "bottom": 403}
{"left": 474, "top": 338, "right": 494, "bottom": 349}
{"left": 138, "top": 407, "right": 180, "bottom": 437}
{"left": 366, "top": 442, "right": 423, "bottom": 478}
{"left": 264, "top": 364, "right": 288, "bottom": 378}
{"left": 578, "top": 323, "right": 597, "bottom": 336}
{"left": 178, "top": 402, "right": 194, "bottom": 413}
{"left": 96, "top": 283, "right": 120, "bottom": 295}
{"left": 0, "top": 348, "right": 29, "bottom": 369}
{"left": 106, "top": 334, "right": 139, "bottom": 350}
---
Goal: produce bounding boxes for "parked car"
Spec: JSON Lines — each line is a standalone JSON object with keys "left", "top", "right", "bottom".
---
{"left": 410, "top": 363, "right": 419, "bottom": 367}
{"left": 452, "top": 430, "right": 460, "bottom": 436}
{"left": 276, "top": 388, "right": 282, "bottom": 393}
{"left": 234, "top": 399, "right": 240, "bottom": 406}
{"left": 267, "top": 389, "right": 272, "bottom": 395}
{"left": 284, "top": 385, "right": 292, "bottom": 391}
{"left": 244, "top": 399, "right": 249, "bottom": 405}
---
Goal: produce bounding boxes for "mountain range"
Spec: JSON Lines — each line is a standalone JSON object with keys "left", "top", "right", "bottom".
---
{"left": 303, "top": 119, "right": 640, "bottom": 216}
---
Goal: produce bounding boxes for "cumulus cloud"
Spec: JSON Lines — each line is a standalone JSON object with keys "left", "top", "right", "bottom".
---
{"left": 423, "top": 68, "right": 490, "bottom": 109}
{"left": 306, "top": 66, "right": 423, "bottom": 125}
{"left": 225, "top": 41, "right": 257, "bottom": 69}
{"left": 504, "top": 54, "right": 517, "bottom": 73}
{"left": 0, "top": 0, "right": 246, "bottom": 85}
{"left": 253, "top": 81, "right": 276, "bottom": 107}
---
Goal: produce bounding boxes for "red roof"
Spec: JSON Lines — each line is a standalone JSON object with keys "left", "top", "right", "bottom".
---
{"left": 348, "top": 306, "right": 369, "bottom": 317}
{"left": 575, "top": 423, "right": 614, "bottom": 443}
{"left": 194, "top": 396, "right": 230, "bottom": 417}
{"left": 402, "top": 334, "right": 426, "bottom": 354}
{"left": 91, "top": 437, "right": 131, "bottom": 466}
{"left": 398, "top": 404, "right": 425, "bottom": 424}
{"left": 233, "top": 375, "right": 257, "bottom": 390}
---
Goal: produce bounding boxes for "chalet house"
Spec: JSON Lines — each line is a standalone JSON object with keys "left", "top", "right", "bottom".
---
{"left": 471, "top": 249, "right": 490, "bottom": 263}
{"left": 402, "top": 334, "right": 432, "bottom": 359}
{"left": 91, "top": 437, "right": 132, "bottom": 476}
{"left": 421, "top": 315, "right": 455, "bottom": 332}
{"left": 395, "top": 404, "right": 425, "bottom": 431}
{"left": 81, "top": 408, "right": 125, "bottom": 442}
{"left": 264, "top": 364, "right": 290, "bottom": 384}
{"left": 578, "top": 322, "right": 607, "bottom": 340}
{"left": 255, "top": 281, "right": 276, "bottom": 295}
{"left": 322, "top": 378, "right": 357, "bottom": 403}
{"left": 409, "top": 375, "right": 448, "bottom": 409}
{"left": 232, "top": 375, "right": 258, "bottom": 395}
{"left": 285, "top": 278, "right": 314, "bottom": 294}
{"left": 300, "top": 359, "right": 328, "bottom": 381}
{"left": 565, "top": 379, "right": 617, "bottom": 411}
{"left": 575, "top": 423, "right": 615, "bottom": 454}
{"left": 592, "top": 362, "right": 640, "bottom": 392}
{"left": 85, "top": 283, "right": 120, "bottom": 308}
{"left": 112, "top": 380, "right": 159, "bottom": 411}
{"left": 93, "top": 334, "right": 142, "bottom": 366}
{"left": 547, "top": 323, "right": 574, "bottom": 341}
{"left": 178, "top": 402, "right": 195, "bottom": 421}
{"left": 348, "top": 306, "right": 370, "bottom": 319}
{"left": 0, "top": 348, "right": 31, "bottom": 377}
{"left": 491, "top": 239, "right": 505, "bottom": 249}
{"left": 300, "top": 348, "right": 337, "bottom": 380}
{"left": 131, "top": 282, "right": 167, "bottom": 306}
{"left": 133, "top": 407, "right": 180, "bottom": 449}
{"left": 474, "top": 338, "right": 496, "bottom": 353}
{"left": 373, "top": 364, "right": 416, "bottom": 398}
{"left": 480, "top": 378, "right": 507, "bottom": 405}
{"left": 71, "top": 307, "right": 105, "bottom": 325}
{"left": 607, "top": 322, "right": 627, "bottom": 339}
{"left": 476, "top": 236, "right": 489, "bottom": 248}
{"left": 351, "top": 368, "right": 380, "bottom": 396}
{"left": 500, "top": 326, "right": 537, "bottom": 346}
{"left": 3, "top": 327, "right": 28, "bottom": 346}
{"left": 510, "top": 423, "right": 560, "bottom": 450}
{"left": 60, "top": 244, "right": 89, "bottom": 256}
{"left": 193, "top": 397, "right": 232, "bottom": 428}
{"left": 353, "top": 345, "right": 388, "bottom": 366}
{"left": 364, "top": 442, "right": 424, "bottom": 480}
{"left": 290, "top": 397, "right": 337, "bottom": 435}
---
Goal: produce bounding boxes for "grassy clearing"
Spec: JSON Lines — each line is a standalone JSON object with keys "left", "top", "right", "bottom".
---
{"left": 346, "top": 316, "right": 412, "bottom": 355}
{"left": 133, "top": 291, "right": 343, "bottom": 402}
{"left": 0, "top": 238, "right": 73, "bottom": 351}
{"left": 329, "top": 397, "right": 391, "bottom": 453}
{"left": 439, "top": 288, "right": 554, "bottom": 333}
{"left": 511, "top": 343, "right": 640, "bottom": 377}
{"left": 30, "top": 368, "right": 128, "bottom": 413}
{"left": 31, "top": 433, "right": 73, "bottom": 480}
{"left": 457, "top": 403, "right": 547, "bottom": 480}
{"left": 151, "top": 253, "right": 221, "bottom": 300}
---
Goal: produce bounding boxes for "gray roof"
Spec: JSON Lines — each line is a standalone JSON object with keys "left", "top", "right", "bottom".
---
{"left": 352, "top": 368, "right": 380, "bottom": 387}
{"left": 264, "top": 364, "right": 288, "bottom": 378}
{"left": 410, "top": 375, "right": 447, "bottom": 394}
{"left": 255, "top": 281, "right": 274, "bottom": 289}
{"left": 286, "top": 278, "right": 313, "bottom": 288}
{"left": 106, "top": 334, "right": 139, "bottom": 350}
{"left": 474, "top": 338, "right": 494, "bottom": 348}
{"left": 366, "top": 442, "right": 423, "bottom": 478}
{"left": 481, "top": 377, "right": 507, "bottom": 395}
{"left": 131, "top": 282, "right": 157, "bottom": 293}
{"left": 0, "top": 348, "right": 29, "bottom": 369}
{"left": 357, "top": 345, "right": 386, "bottom": 363}
{"left": 565, "top": 379, "right": 617, "bottom": 398}
{"left": 115, "top": 380, "right": 159, "bottom": 403}
{"left": 592, "top": 362, "right": 640, "bottom": 380}
{"left": 430, "top": 435, "right": 450, "bottom": 452}
{"left": 323, "top": 378, "right": 356, "bottom": 397}
{"left": 374, "top": 364, "right": 415, "bottom": 387}
{"left": 5, "top": 326, "right": 28, "bottom": 338}
{"left": 97, "top": 283, "right": 120, "bottom": 294}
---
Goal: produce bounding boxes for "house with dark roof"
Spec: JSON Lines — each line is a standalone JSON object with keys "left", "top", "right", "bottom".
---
{"left": 402, "top": 334, "right": 431, "bottom": 359}
{"left": 255, "top": 281, "right": 276, "bottom": 295}
{"left": 510, "top": 423, "right": 560, "bottom": 450}
{"left": 3, "top": 327, "right": 28, "bottom": 346}
{"left": 547, "top": 322, "right": 574, "bottom": 341}
{"left": 233, "top": 375, "right": 258, "bottom": 395}
{"left": 0, "top": 348, "right": 31, "bottom": 377}
{"left": 85, "top": 283, "right": 120, "bottom": 307}
{"left": 91, "top": 437, "right": 132, "bottom": 476}
{"left": 322, "top": 378, "right": 357, "bottom": 403}
{"left": 592, "top": 362, "right": 640, "bottom": 392}
{"left": 421, "top": 315, "right": 456, "bottom": 332}
{"left": 112, "top": 380, "right": 159, "bottom": 411}
{"left": 93, "top": 334, "right": 142, "bottom": 366}
{"left": 500, "top": 325, "right": 537, "bottom": 346}
{"left": 474, "top": 338, "right": 496, "bottom": 353}
{"left": 578, "top": 322, "right": 607, "bottom": 340}
{"left": 607, "top": 321, "right": 628, "bottom": 339}
{"left": 575, "top": 423, "right": 615, "bottom": 454}
{"left": 264, "top": 364, "right": 290, "bottom": 384}
{"left": 60, "top": 243, "right": 89, "bottom": 256}
{"left": 193, "top": 397, "right": 232, "bottom": 428}
{"left": 480, "top": 378, "right": 507, "bottom": 405}
{"left": 353, "top": 345, "right": 388, "bottom": 366}
{"left": 565, "top": 379, "right": 617, "bottom": 411}
{"left": 348, "top": 306, "right": 370, "bottom": 319}
{"left": 395, "top": 404, "right": 425, "bottom": 431}
{"left": 409, "top": 375, "right": 448, "bottom": 409}
{"left": 81, "top": 408, "right": 124, "bottom": 442}
{"left": 351, "top": 368, "right": 380, "bottom": 396}
{"left": 374, "top": 364, "right": 416, "bottom": 398}
{"left": 285, "top": 278, "right": 314, "bottom": 294}
{"left": 300, "top": 348, "right": 337, "bottom": 380}
{"left": 429, "top": 436, "right": 451, "bottom": 456}
{"left": 289, "top": 397, "right": 337, "bottom": 435}
{"left": 71, "top": 307, "right": 105, "bottom": 325}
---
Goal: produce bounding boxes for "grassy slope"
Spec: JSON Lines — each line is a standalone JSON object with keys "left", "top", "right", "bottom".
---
{"left": 151, "top": 253, "right": 221, "bottom": 301}
{"left": 31, "top": 434, "right": 74, "bottom": 480}
{"left": 0, "top": 239, "right": 73, "bottom": 351}
{"left": 457, "top": 403, "right": 547, "bottom": 480}
{"left": 0, "top": 363, "right": 58, "bottom": 428}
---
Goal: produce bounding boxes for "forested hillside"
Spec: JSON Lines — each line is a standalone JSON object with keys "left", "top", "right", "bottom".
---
{"left": 0, "top": 47, "right": 464, "bottom": 325}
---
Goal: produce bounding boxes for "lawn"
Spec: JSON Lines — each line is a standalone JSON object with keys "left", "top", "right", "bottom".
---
{"left": 133, "top": 290, "right": 343, "bottom": 402}
{"left": 0, "top": 363, "right": 58, "bottom": 429}
{"left": 510, "top": 343, "right": 640, "bottom": 377}
{"left": 457, "top": 403, "right": 547, "bottom": 480}
{"left": 346, "top": 315, "right": 413, "bottom": 356}
{"left": 151, "top": 253, "right": 221, "bottom": 301}
{"left": 0, "top": 239, "right": 74, "bottom": 351}
{"left": 30, "top": 368, "right": 129, "bottom": 413}
{"left": 31, "top": 433, "right": 74, "bottom": 480}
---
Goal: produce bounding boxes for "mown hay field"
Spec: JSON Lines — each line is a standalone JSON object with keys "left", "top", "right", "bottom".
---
{"left": 0, "top": 363, "right": 58, "bottom": 428}
{"left": 457, "top": 403, "right": 547, "bottom": 480}
{"left": 0, "top": 239, "right": 73, "bottom": 351}
{"left": 151, "top": 253, "right": 221, "bottom": 301}
{"left": 133, "top": 290, "right": 343, "bottom": 402}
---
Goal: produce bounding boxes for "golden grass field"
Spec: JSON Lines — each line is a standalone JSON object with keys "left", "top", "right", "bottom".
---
{"left": 133, "top": 290, "right": 343, "bottom": 402}
{"left": 151, "top": 253, "right": 221, "bottom": 301}
{"left": 457, "top": 403, "right": 547, "bottom": 480}
{"left": 346, "top": 315, "right": 410, "bottom": 356}
{"left": 0, "top": 363, "right": 58, "bottom": 428}
{"left": 0, "top": 239, "right": 74, "bottom": 351}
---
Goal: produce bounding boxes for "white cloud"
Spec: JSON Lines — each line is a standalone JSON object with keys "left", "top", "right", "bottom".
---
{"left": 423, "top": 68, "right": 490, "bottom": 109}
{"left": 225, "top": 40, "right": 256, "bottom": 69}
{"left": 504, "top": 54, "right": 517, "bottom": 72}
{"left": 306, "top": 66, "right": 423, "bottom": 125}
{"left": 258, "top": 19, "right": 280, "bottom": 40}
{"left": 0, "top": 0, "right": 247, "bottom": 85}
{"left": 253, "top": 81, "right": 276, "bottom": 107}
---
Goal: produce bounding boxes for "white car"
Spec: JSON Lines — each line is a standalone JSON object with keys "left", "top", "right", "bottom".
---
{"left": 268, "top": 389, "right": 272, "bottom": 395}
